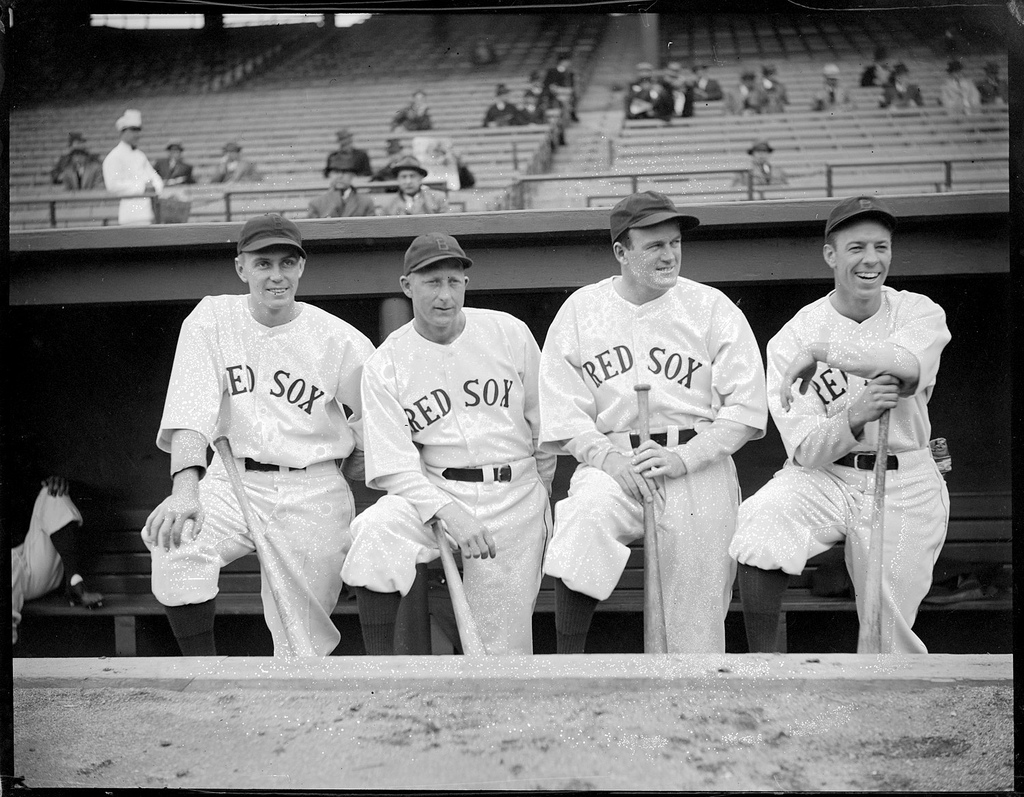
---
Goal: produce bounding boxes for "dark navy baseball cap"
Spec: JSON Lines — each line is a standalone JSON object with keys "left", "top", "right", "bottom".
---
{"left": 825, "top": 196, "right": 897, "bottom": 239}
{"left": 237, "top": 214, "right": 306, "bottom": 258}
{"left": 609, "top": 191, "right": 700, "bottom": 244}
{"left": 404, "top": 233, "right": 473, "bottom": 276}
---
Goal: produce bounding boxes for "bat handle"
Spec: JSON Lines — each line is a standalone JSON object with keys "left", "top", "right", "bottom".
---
{"left": 634, "top": 384, "right": 652, "bottom": 443}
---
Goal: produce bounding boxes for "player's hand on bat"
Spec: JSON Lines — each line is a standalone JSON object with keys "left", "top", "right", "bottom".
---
{"left": 631, "top": 441, "right": 686, "bottom": 480}
{"left": 602, "top": 451, "right": 658, "bottom": 505}
{"left": 847, "top": 374, "right": 900, "bottom": 436}
{"left": 41, "top": 476, "right": 69, "bottom": 497}
{"left": 780, "top": 348, "right": 821, "bottom": 411}
{"left": 434, "top": 503, "right": 497, "bottom": 560}
{"left": 143, "top": 485, "right": 204, "bottom": 552}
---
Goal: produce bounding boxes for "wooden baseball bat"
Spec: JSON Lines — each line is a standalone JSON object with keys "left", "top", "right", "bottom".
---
{"left": 431, "top": 521, "right": 488, "bottom": 657}
{"left": 858, "top": 409, "right": 891, "bottom": 654}
{"left": 635, "top": 384, "right": 668, "bottom": 653}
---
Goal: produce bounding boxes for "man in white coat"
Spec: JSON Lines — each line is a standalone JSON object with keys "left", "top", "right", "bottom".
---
{"left": 102, "top": 109, "right": 164, "bottom": 226}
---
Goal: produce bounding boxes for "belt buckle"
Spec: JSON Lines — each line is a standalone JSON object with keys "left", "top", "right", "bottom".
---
{"left": 495, "top": 465, "right": 512, "bottom": 482}
{"left": 854, "top": 453, "right": 873, "bottom": 470}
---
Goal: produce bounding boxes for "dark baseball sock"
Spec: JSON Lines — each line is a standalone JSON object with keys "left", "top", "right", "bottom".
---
{"left": 554, "top": 578, "right": 599, "bottom": 654}
{"left": 738, "top": 564, "right": 790, "bottom": 653}
{"left": 165, "top": 599, "right": 217, "bottom": 656}
{"left": 353, "top": 587, "right": 402, "bottom": 655}
{"left": 47, "top": 522, "right": 82, "bottom": 585}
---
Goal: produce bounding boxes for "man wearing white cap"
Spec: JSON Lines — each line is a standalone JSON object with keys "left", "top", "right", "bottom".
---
{"left": 102, "top": 109, "right": 164, "bottom": 226}
{"left": 811, "top": 64, "right": 854, "bottom": 112}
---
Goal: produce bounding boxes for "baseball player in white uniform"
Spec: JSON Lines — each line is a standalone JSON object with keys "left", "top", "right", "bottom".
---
{"left": 729, "top": 196, "right": 951, "bottom": 654}
{"left": 341, "top": 233, "right": 555, "bottom": 655}
{"left": 142, "top": 214, "right": 374, "bottom": 658}
{"left": 539, "top": 192, "right": 768, "bottom": 654}
{"left": 12, "top": 476, "right": 103, "bottom": 646}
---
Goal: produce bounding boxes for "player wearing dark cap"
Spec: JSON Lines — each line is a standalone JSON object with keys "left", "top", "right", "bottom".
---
{"left": 142, "top": 214, "right": 375, "bottom": 657}
{"left": 538, "top": 191, "right": 768, "bottom": 654}
{"left": 730, "top": 196, "right": 952, "bottom": 654}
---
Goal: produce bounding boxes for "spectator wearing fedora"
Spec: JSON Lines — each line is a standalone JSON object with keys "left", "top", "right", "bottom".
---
{"left": 543, "top": 51, "right": 579, "bottom": 122}
{"left": 370, "top": 138, "right": 407, "bottom": 188}
{"left": 379, "top": 156, "right": 449, "bottom": 216}
{"left": 759, "top": 64, "right": 789, "bottom": 113}
{"left": 860, "top": 46, "right": 890, "bottom": 88}
{"left": 660, "top": 62, "right": 694, "bottom": 118}
{"left": 880, "top": 63, "right": 924, "bottom": 108}
{"left": 211, "top": 142, "right": 262, "bottom": 184}
{"left": 50, "top": 132, "right": 101, "bottom": 185}
{"left": 58, "top": 141, "right": 105, "bottom": 191}
{"left": 976, "top": 62, "right": 1007, "bottom": 106}
{"left": 689, "top": 63, "right": 723, "bottom": 103}
{"left": 102, "top": 109, "right": 164, "bottom": 225}
{"left": 308, "top": 152, "right": 378, "bottom": 218}
{"left": 811, "top": 64, "right": 854, "bottom": 112}
{"left": 725, "top": 70, "right": 767, "bottom": 115}
{"left": 391, "top": 91, "right": 433, "bottom": 132}
{"left": 625, "top": 62, "right": 674, "bottom": 123}
{"left": 324, "top": 129, "right": 372, "bottom": 178}
{"left": 482, "top": 83, "right": 522, "bottom": 127}
{"left": 941, "top": 59, "right": 981, "bottom": 114}
{"left": 733, "top": 140, "right": 788, "bottom": 190}
{"left": 154, "top": 141, "right": 196, "bottom": 187}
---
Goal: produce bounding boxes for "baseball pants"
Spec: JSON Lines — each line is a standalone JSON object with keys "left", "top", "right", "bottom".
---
{"left": 341, "top": 457, "right": 551, "bottom": 655}
{"left": 544, "top": 456, "right": 741, "bottom": 654}
{"left": 146, "top": 457, "right": 354, "bottom": 658}
{"left": 11, "top": 488, "right": 82, "bottom": 644}
{"left": 729, "top": 449, "right": 949, "bottom": 654}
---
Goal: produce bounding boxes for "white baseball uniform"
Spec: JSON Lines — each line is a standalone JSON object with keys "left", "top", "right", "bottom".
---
{"left": 341, "top": 308, "right": 555, "bottom": 655}
{"left": 144, "top": 295, "right": 374, "bottom": 657}
{"left": 539, "top": 276, "right": 768, "bottom": 653}
{"left": 11, "top": 487, "right": 83, "bottom": 644}
{"left": 729, "top": 286, "right": 951, "bottom": 653}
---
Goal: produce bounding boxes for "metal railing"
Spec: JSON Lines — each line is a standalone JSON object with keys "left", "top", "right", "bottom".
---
{"left": 824, "top": 155, "right": 1008, "bottom": 197}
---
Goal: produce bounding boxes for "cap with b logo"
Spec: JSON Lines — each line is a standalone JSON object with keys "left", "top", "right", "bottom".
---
{"left": 237, "top": 214, "right": 306, "bottom": 258}
{"left": 824, "top": 195, "right": 897, "bottom": 238}
{"left": 609, "top": 191, "right": 700, "bottom": 244}
{"left": 403, "top": 233, "right": 473, "bottom": 275}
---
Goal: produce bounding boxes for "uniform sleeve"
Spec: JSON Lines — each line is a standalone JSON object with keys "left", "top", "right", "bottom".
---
{"left": 156, "top": 300, "right": 223, "bottom": 453}
{"left": 706, "top": 297, "right": 768, "bottom": 435}
{"left": 334, "top": 328, "right": 376, "bottom": 452}
{"left": 37, "top": 488, "right": 83, "bottom": 534}
{"left": 518, "top": 320, "right": 557, "bottom": 492}
{"left": 361, "top": 353, "right": 453, "bottom": 525}
{"left": 890, "top": 293, "right": 950, "bottom": 396}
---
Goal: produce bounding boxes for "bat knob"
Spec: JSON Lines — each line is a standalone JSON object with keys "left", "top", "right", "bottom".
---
{"left": 634, "top": 383, "right": 651, "bottom": 393}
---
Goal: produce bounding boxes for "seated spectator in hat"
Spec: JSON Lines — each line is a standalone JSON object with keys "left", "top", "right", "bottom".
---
{"left": 308, "top": 153, "right": 378, "bottom": 219}
{"left": 880, "top": 63, "right": 924, "bottom": 108}
{"left": 324, "top": 129, "right": 372, "bottom": 178}
{"left": 860, "top": 46, "right": 890, "bottom": 87}
{"left": 391, "top": 90, "right": 433, "bottom": 132}
{"left": 811, "top": 64, "right": 854, "bottom": 112}
{"left": 661, "top": 61, "right": 695, "bottom": 117}
{"left": 211, "top": 142, "right": 262, "bottom": 183}
{"left": 58, "top": 142, "right": 105, "bottom": 191}
{"left": 379, "top": 156, "right": 450, "bottom": 216}
{"left": 625, "top": 63, "right": 674, "bottom": 122}
{"left": 482, "top": 83, "right": 523, "bottom": 127}
{"left": 543, "top": 51, "right": 579, "bottom": 122}
{"left": 153, "top": 141, "right": 196, "bottom": 187}
{"left": 689, "top": 63, "right": 723, "bottom": 102}
{"left": 759, "top": 64, "right": 788, "bottom": 113}
{"left": 50, "top": 132, "right": 101, "bottom": 185}
{"left": 523, "top": 70, "right": 548, "bottom": 112}
{"left": 976, "top": 62, "right": 1007, "bottom": 106}
{"left": 516, "top": 89, "right": 548, "bottom": 125}
{"left": 941, "top": 59, "right": 981, "bottom": 114}
{"left": 733, "top": 140, "right": 788, "bottom": 190}
{"left": 370, "top": 138, "right": 408, "bottom": 187}
{"left": 102, "top": 108, "right": 164, "bottom": 226}
{"left": 725, "top": 70, "right": 767, "bottom": 115}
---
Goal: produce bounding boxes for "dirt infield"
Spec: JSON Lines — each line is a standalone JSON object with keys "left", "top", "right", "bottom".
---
{"left": 13, "top": 654, "right": 1014, "bottom": 791}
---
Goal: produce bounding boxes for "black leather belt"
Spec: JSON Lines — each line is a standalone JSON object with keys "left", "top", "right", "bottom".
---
{"left": 244, "top": 458, "right": 305, "bottom": 473}
{"left": 442, "top": 465, "right": 513, "bottom": 482}
{"left": 834, "top": 452, "right": 899, "bottom": 471}
{"left": 629, "top": 429, "right": 697, "bottom": 448}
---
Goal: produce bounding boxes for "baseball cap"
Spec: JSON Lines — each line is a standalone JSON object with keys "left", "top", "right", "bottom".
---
{"left": 115, "top": 109, "right": 142, "bottom": 131}
{"left": 237, "top": 214, "right": 306, "bottom": 258}
{"left": 403, "top": 233, "right": 473, "bottom": 276}
{"left": 609, "top": 191, "right": 700, "bottom": 244}
{"left": 824, "top": 196, "right": 897, "bottom": 239}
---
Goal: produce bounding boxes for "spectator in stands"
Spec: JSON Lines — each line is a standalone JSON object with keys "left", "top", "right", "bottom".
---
{"left": 482, "top": 83, "right": 522, "bottom": 127}
{"left": 544, "top": 51, "right": 579, "bottom": 122}
{"left": 390, "top": 90, "right": 433, "bottom": 132}
{"left": 625, "top": 63, "right": 674, "bottom": 122}
{"left": 860, "top": 46, "right": 890, "bottom": 87}
{"left": 689, "top": 63, "right": 723, "bottom": 103}
{"left": 153, "top": 141, "right": 196, "bottom": 187}
{"left": 523, "top": 70, "right": 548, "bottom": 110}
{"left": 811, "top": 64, "right": 854, "bottom": 112}
{"left": 370, "top": 138, "right": 407, "bottom": 186}
{"left": 517, "top": 88, "right": 548, "bottom": 125}
{"left": 976, "top": 61, "right": 1007, "bottom": 106}
{"left": 941, "top": 59, "right": 982, "bottom": 114}
{"left": 733, "top": 140, "right": 788, "bottom": 191}
{"left": 211, "top": 142, "right": 262, "bottom": 183}
{"left": 12, "top": 475, "right": 103, "bottom": 651}
{"left": 662, "top": 61, "right": 694, "bottom": 118}
{"left": 880, "top": 63, "right": 924, "bottom": 108}
{"left": 102, "top": 109, "right": 164, "bottom": 226}
{"left": 308, "top": 152, "right": 378, "bottom": 219}
{"left": 379, "top": 156, "right": 449, "bottom": 216}
{"left": 58, "top": 142, "right": 105, "bottom": 191}
{"left": 324, "top": 129, "right": 372, "bottom": 178}
{"left": 725, "top": 70, "right": 766, "bottom": 115}
{"left": 759, "top": 64, "right": 788, "bottom": 113}
{"left": 50, "top": 132, "right": 100, "bottom": 185}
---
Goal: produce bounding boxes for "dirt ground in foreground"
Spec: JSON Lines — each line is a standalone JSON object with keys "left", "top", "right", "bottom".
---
{"left": 13, "top": 680, "right": 1013, "bottom": 791}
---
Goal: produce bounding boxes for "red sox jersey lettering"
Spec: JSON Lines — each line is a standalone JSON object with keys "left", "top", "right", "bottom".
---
{"left": 582, "top": 345, "right": 705, "bottom": 390}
